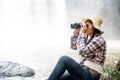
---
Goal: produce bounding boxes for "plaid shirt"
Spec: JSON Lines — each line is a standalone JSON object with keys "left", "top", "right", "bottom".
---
{"left": 77, "top": 33, "right": 106, "bottom": 66}
{"left": 71, "top": 35, "right": 79, "bottom": 50}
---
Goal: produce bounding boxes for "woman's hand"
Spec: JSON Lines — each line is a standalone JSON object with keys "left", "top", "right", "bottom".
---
{"left": 73, "top": 29, "right": 79, "bottom": 37}
{"left": 80, "top": 23, "right": 88, "bottom": 35}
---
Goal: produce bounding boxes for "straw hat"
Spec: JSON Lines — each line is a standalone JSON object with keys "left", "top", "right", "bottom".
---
{"left": 82, "top": 16, "right": 104, "bottom": 34}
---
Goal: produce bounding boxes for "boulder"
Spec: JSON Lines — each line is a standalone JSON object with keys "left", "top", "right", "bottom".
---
{"left": 0, "top": 61, "right": 35, "bottom": 77}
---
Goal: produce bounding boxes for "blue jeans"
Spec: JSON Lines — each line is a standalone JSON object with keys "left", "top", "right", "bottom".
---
{"left": 59, "top": 70, "right": 73, "bottom": 80}
{"left": 48, "top": 56, "right": 99, "bottom": 80}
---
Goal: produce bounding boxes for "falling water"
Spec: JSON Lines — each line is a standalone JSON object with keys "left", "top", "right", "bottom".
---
{"left": 0, "top": 0, "right": 69, "bottom": 55}
{"left": 0, "top": 0, "right": 120, "bottom": 80}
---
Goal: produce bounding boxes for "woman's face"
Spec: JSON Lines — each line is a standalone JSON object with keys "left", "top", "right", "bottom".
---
{"left": 85, "top": 22, "right": 94, "bottom": 35}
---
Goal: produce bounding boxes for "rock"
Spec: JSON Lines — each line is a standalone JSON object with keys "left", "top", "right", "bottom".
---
{"left": 0, "top": 61, "right": 35, "bottom": 77}
{"left": 116, "top": 59, "right": 120, "bottom": 71}
{"left": 116, "top": 59, "right": 120, "bottom": 80}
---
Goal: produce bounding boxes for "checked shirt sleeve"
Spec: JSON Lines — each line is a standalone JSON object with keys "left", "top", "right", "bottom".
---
{"left": 77, "top": 34, "right": 105, "bottom": 57}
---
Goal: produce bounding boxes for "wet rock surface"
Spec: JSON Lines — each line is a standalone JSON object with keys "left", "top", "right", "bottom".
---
{"left": 0, "top": 61, "right": 35, "bottom": 77}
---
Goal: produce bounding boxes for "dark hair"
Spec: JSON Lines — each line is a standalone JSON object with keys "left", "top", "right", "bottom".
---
{"left": 90, "top": 28, "right": 101, "bottom": 40}
{"left": 85, "top": 19, "right": 93, "bottom": 25}
{"left": 94, "top": 28, "right": 101, "bottom": 34}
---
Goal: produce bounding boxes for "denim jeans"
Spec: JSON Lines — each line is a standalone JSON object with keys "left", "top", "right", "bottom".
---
{"left": 48, "top": 56, "right": 99, "bottom": 80}
{"left": 59, "top": 70, "right": 73, "bottom": 80}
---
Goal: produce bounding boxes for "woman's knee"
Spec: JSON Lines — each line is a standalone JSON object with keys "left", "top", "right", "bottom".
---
{"left": 59, "top": 55, "right": 72, "bottom": 63}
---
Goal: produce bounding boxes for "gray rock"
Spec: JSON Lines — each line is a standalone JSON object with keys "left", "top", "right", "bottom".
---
{"left": 0, "top": 61, "right": 35, "bottom": 77}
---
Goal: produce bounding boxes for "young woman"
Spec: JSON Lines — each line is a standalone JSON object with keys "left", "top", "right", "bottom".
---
{"left": 48, "top": 16, "right": 106, "bottom": 80}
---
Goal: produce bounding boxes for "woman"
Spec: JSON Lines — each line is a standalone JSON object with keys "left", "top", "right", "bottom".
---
{"left": 48, "top": 16, "right": 106, "bottom": 80}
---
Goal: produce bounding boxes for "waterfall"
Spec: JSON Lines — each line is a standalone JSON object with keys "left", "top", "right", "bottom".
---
{"left": 0, "top": 0, "right": 68, "bottom": 54}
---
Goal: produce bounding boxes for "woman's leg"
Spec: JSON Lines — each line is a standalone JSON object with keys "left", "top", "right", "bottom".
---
{"left": 59, "top": 70, "right": 73, "bottom": 80}
{"left": 48, "top": 56, "right": 98, "bottom": 80}
{"left": 48, "top": 56, "right": 70, "bottom": 80}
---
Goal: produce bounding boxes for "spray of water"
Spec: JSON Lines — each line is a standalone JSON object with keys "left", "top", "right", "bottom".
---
{"left": 0, "top": 0, "right": 69, "bottom": 56}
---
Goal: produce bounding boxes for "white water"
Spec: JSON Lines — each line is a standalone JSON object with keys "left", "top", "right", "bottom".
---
{"left": 0, "top": 0, "right": 69, "bottom": 79}
{"left": 0, "top": 0, "right": 69, "bottom": 54}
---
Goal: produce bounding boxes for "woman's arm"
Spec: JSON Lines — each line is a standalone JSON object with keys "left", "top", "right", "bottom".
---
{"left": 77, "top": 34, "right": 105, "bottom": 56}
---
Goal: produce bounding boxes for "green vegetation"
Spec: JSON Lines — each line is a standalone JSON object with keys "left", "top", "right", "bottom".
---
{"left": 100, "top": 59, "right": 120, "bottom": 80}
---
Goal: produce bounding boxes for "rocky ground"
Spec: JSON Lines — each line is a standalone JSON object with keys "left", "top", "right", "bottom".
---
{"left": 0, "top": 40, "right": 120, "bottom": 80}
